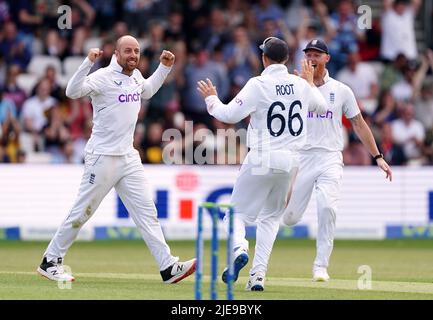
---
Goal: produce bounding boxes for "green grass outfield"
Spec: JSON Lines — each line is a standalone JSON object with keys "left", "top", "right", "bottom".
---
{"left": 0, "top": 239, "right": 432, "bottom": 300}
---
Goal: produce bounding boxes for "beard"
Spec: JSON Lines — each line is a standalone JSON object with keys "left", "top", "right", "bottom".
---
{"left": 120, "top": 58, "right": 138, "bottom": 72}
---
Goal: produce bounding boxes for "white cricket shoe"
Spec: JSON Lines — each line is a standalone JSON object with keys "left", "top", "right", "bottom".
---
{"left": 245, "top": 272, "right": 265, "bottom": 291}
{"left": 160, "top": 258, "right": 196, "bottom": 284}
{"left": 312, "top": 266, "right": 330, "bottom": 282}
{"left": 37, "top": 257, "right": 75, "bottom": 282}
{"left": 222, "top": 247, "right": 249, "bottom": 283}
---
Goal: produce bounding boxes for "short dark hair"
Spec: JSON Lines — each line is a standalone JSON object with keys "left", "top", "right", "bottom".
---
{"left": 259, "top": 37, "right": 289, "bottom": 63}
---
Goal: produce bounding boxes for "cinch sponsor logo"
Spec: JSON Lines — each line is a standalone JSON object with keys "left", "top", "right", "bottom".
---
{"left": 308, "top": 110, "right": 333, "bottom": 119}
{"left": 118, "top": 92, "right": 140, "bottom": 103}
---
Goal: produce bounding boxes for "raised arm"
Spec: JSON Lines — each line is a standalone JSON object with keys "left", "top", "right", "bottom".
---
{"left": 412, "top": 49, "right": 433, "bottom": 99}
{"left": 65, "top": 48, "right": 102, "bottom": 99}
{"left": 197, "top": 78, "right": 255, "bottom": 124}
{"left": 141, "top": 50, "right": 174, "bottom": 100}
{"left": 296, "top": 59, "right": 327, "bottom": 114}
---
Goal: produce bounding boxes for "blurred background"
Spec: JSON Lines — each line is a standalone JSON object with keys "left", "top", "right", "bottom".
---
{"left": 0, "top": 0, "right": 432, "bottom": 241}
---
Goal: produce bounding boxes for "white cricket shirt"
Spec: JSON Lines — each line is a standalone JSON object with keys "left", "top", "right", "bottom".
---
{"left": 205, "top": 64, "right": 327, "bottom": 170}
{"left": 66, "top": 55, "right": 171, "bottom": 155}
{"left": 303, "top": 70, "right": 360, "bottom": 152}
{"left": 380, "top": 8, "right": 417, "bottom": 60}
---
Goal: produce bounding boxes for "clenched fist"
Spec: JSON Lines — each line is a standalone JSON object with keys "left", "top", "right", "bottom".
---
{"left": 88, "top": 48, "right": 103, "bottom": 63}
{"left": 160, "top": 50, "right": 175, "bottom": 67}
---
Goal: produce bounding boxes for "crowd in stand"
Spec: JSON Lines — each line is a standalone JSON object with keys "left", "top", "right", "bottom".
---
{"left": 0, "top": 0, "right": 432, "bottom": 166}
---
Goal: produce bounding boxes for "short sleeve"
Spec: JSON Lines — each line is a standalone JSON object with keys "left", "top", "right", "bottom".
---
{"left": 342, "top": 85, "right": 361, "bottom": 119}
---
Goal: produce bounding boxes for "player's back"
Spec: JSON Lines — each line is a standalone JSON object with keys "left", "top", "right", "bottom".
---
{"left": 247, "top": 64, "right": 312, "bottom": 153}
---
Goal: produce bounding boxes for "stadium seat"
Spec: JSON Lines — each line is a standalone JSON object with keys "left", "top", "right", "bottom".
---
{"left": 83, "top": 37, "right": 102, "bottom": 54}
{"left": 16, "top": 73, "right": 39, "bottom": 96}
{"left": 27, "top": 55, "right": 62, "bottom": 78}
{"left": 63, "top": 56, "right": 86, "bottom": 80}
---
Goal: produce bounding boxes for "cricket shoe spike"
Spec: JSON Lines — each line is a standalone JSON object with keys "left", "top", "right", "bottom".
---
{"left": 222, "top": 247, "right": 249, "bottom": 283}
{"left": 37, "top": 257, "right": 75, "bottom": 282}
{"left": 161, "top": 258, "right": 196, "bottom": 284}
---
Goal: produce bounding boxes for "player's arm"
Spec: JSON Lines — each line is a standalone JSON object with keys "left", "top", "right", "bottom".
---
{"left": 349, "top": 113, "right": 393, "bottom": 181}
{"left": 141, "top": 50, "right": 174, "bottom": 99}
{"left": 65, "top": 48, "right": 102, "bottom": 99}
{"left": 197, "top": 78, "right": 255, "bottom": 124}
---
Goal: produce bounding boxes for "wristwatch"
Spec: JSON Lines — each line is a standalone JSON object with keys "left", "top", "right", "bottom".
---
{"left": 374, "top": 153, "right": 384, "bottom": 160}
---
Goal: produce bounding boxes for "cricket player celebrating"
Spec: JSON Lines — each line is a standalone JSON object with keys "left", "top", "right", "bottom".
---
{"left": 280, "top": 39, "right": 392, "bottom": 281}
{"left": 37, "top": 36, "right": 196, "bottom": 283}
{"left": 198, "top": 37, "right": 328, "bottom": 291}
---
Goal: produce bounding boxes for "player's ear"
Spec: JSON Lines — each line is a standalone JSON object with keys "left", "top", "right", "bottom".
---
{"left": 326, "top": 54, "right": 331, "bottom": 63}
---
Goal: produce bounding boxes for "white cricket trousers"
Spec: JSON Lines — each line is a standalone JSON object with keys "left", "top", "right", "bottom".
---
{"left": 282, "top": 150, "right": 343, "bottom": 268}
{"left": 228, "top": 153, "right": 298, "bottom": 276}
{"left": 44, "top": 151, "right": 178, "bottom": 271}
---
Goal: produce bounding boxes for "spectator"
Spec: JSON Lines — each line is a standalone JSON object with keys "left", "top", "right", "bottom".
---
{"left": 20, "top": 78, "right": 57, "bottom": 151}
{"left": 0, "top": 142, "right": 10, "bottom": 162}
{"left": 8, "top": 0, "right": 42, "bottom": 49}
{"left": 223, "top": 25, "right": 260, "bottom": 87}
{"left": 72, "top": 0, "right": 96, "bottom": 29}
{"left": 253, "top": 0, "right": 284, "bottom": 29}
{"left": 289, "top": 1, "right": 335, "bottom": 72}
{"left": 37, "top": 0, "right": 64, "bottom": 29}
{"left": 372, "top": 89, "right": 399, "bottom": 125}
{"left": 0, "top": 89, "right": 20, "bottom": 163}
{"left": 0, "top": 52, "right": 6, "bottom": 86}
{"left": 164, "top": 9, "right": 185, "bottom": 43}
{"left": 181, "top": 0, "right": 210, "bottom": 51}
{"left": 43, "top": 65, "right": 64, "bottom": 101}
{"left": 391, "top": 103, "right": 426, "bottom": 164}
{"left": 378, "top": 122, "right": 407, "bottom": 165}
{"left": 42, "top": 106, "right": 70, "bottom": 162}
{"left": 182, "top": 46, "right": 229, "bottom": 128}
{"left": 44, "top": 29, "right": 68, "bottom": 60}
{"left": 199, "top": 7, "right": 231, "bottom": 53}
{"left": 123, "top": 0, "right": 159, "bottom": 36}
{"left": 379, "top": 53, "right": 408, "bottom": 92}
{"left": 89, "top": 0, "right": 117, "bottom": 33}
{"left": 142, "top": 20, "right": 166, "bottom": 62}
{"left": 390, "top": 63, "right": 417, "bottom": 103}
{"left": 65, "top": 97, "right": 92, "bottom": 142}
{"left": 343, "top": 133, "right": 372, "bottom": 165}
{"left": 380, "top": 0, "right": 420, "bottom": 62}
{"left": 336, "top": 50, "right": 379, "bottom": 113}
{"left": 412, "top": 50, "right": 433, "bottom": 130}
{"left": 0, "top": 21, "right": 31, "bottom": 70}
{"left": 69, "top": 24, "right": 88, "bottom": 57}
{"left": 141, "top": 121, "right": 164, "bottom": 164}
{"left": 3, "top": 64, "right": 27, "bottom": 114}
{"left": 0, "top": 0, "right": 10, "bottom": 24}
{"left": 327, "top": 0, "right": 365, "bottom": 76}
{"left": 225, "top": 0, "right": 246, "bottom": 29}
{"left": 414, "top": 79, "right": 433, "bottom": 131}
{"left": 0, "top": 86, "right": 17, "bottom": 125}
